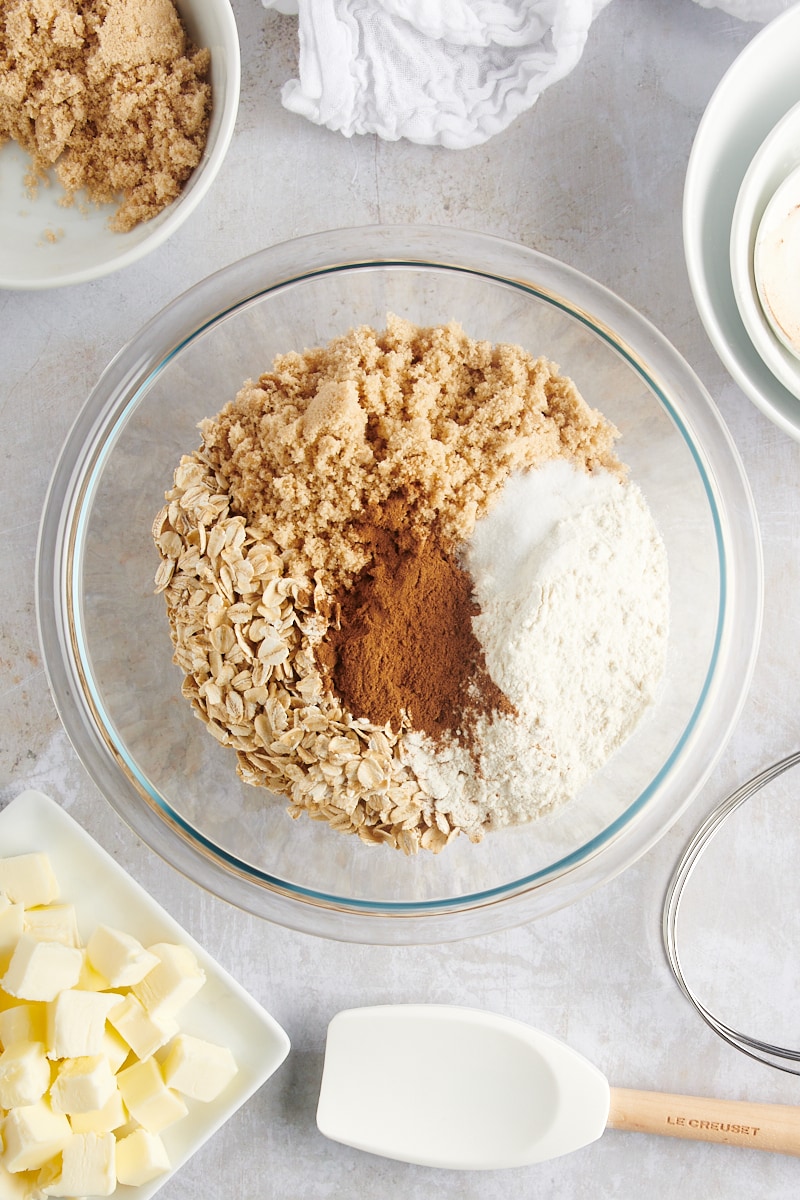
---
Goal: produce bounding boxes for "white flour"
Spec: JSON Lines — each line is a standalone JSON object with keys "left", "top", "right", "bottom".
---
{"left": 403, "top": 460, "right": 670, "bottom": 836}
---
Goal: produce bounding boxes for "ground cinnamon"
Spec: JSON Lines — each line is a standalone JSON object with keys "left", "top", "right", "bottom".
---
{"left": 318, "top": 506, "right": 514, "bottom": 747}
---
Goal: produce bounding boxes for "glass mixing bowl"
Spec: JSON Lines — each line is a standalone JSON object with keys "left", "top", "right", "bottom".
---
{"left": 36, "top": 226, "right": 763, "bottom": 943}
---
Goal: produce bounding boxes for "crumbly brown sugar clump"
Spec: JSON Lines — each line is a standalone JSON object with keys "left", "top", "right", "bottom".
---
{"left": 0, "top": 0, "right": 210, "bottom": 231}
{"left": 200, "top": 316, "right": 621, "bottom": 591}
{"left": 154, "top": 318, "right": 623, "bottom": 854}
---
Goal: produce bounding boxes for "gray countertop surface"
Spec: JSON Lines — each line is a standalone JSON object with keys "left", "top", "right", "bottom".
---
{"left": 2, "top": 2, "right": 800, "bottom": 1196}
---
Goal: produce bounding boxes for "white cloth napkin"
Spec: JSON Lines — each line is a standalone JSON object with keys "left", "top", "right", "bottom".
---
{"left": 262, "top": 0, "right": 796, "bottom": 149}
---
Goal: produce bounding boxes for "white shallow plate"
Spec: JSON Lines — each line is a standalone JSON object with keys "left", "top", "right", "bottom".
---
{"left": 729, "top": 99, "right": 800, "bottom": 401}
{"left": 683, "top": 2, "right": 800, "bottom": 440}
{"left": 0, "top": 789, "right": 290, "bottom": 1200}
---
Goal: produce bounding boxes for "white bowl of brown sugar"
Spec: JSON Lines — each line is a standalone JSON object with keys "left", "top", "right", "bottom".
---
{"left": 36, "top": 226, "right": 763, "bottom": 943}
{"left": 0, "top": 0, "right": 240, "bottom": 290}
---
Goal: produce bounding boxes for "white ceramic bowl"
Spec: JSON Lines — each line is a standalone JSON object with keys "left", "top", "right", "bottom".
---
{"left": 684, "top": 3, "right": 800, "bottom": 441}
{"left": 0, "top": 0, "right": 240, "bottom": 291}
{"left": 729, "top": 100, "right": 800, "bottom": 400}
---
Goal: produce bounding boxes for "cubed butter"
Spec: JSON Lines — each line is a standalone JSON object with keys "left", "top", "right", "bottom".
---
{"left": 68, "top": 1085, "right": 127, "bottom": 1135}
{"left": 0, "top": 898, "right": 24, "bottom": 963}
{"left": 76, "top": 951, "right": 109, "bottom": 992}
{"left": 1, "top": 937, "right": 82, "bottom": 1003}
{"left": 0, "top": 850, "right": 240, "bottom": 1193}
{"left": 23, "top": 906, "right": 80, "bottom": 949}
{"left": 116, "top": 1057, "right": 187, "bottom": 1133}
{"left": 50, "top": 1055, "right": 116, "bottom": 1115}
{"left": 100, "top": 1025, "right": 130, "bottom": 1075}
{"left": 40, "top": 1131, "right": 116, "bottom": 1197}
{"left": 114, "top": 1128, "right": 170, "bottom": 1187}
{"left": 1, "top": 1099, "right": 71, "bottom": 1172}
{"left": 46, "top": 990, "right": 121, "bottom": 1060}
{"left": 0, "top": 1160, "right": 34, "bottom": 1200}
{"left": 0, "top": 856, "right": 58, "bottom": 908}
{"left": 32, "top": 1158, "right": 60, "bottom": 1195}
{"left": 86, "top": 925, "right": 158, "bottom": 988}
{"left": 0, "top": 1003, "right": 46, "bottom": 1051}
{"left": 107, "top": 994, "right": 177, "bottom": 1061}
{"left": 0, "top": 1041, "right": 51, "bottom": 1108}
{"left": 162, "top": 1033, "right": 238, "bottom": 1102}
{"left": 132, "top": 943, "right": 205, "bottom": 1020}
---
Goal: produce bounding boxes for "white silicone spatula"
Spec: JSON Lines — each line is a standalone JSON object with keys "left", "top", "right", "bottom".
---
{"left": 316, "top": 1005, "right": 800, "bottom": 1169}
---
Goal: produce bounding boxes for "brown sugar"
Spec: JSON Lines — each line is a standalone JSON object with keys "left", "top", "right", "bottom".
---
{"left": 0, "top": 0, "right": 211, "bottom": 232}
{"left": 199, "top": 315, "right": 621, "bottom": 592}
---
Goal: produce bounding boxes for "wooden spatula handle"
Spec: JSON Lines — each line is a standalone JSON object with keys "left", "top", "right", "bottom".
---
{"left": 607, "top": 1087, "right": 800, "bottom": 1156}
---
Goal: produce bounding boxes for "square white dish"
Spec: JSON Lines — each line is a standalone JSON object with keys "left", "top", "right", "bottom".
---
{"left": 0, "top": 789, "right": 290, "bottom": 1199}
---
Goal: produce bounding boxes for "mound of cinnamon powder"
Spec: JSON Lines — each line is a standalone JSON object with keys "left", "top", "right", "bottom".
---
{"left": 0, "top": 0, "right": 211, "bottom": 232}
{"left": 316, "top": 502, "right": 516, "bottom": 749}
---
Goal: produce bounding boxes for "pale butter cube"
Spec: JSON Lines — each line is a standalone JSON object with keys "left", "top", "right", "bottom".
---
{"left": 0, "top": 1004, "right": 46, "bottom": 1050}
{"left": 0, "top": 857, "right": 58, "bottom": 909}
{"left": 22, "top": 906, "right": 80, "bottom": 950}
{"left": 86, "top": 925, "right": 158, "bottom": 988}
{"left": 162, "top": 1033, "right": 238, "bottom": 1102}
{"left": 50, "top": 1055, "right": 116, "bottom": 1115}
{"left": 0, "top": 1041, "right": 50, "bottom": 1108}
{"left": 115, "top": 1128, "right": 170, "bottom": 1187}
{"left": 76, "top": 951, "right": 109, "bottom": 993}
{"left": 131, "top": 943, "right": 205, "bottom": 1020}
{"left": 1, "top": 938, "right": 82, "bottom": 1002}
{"left": 32, "top": 1157, "right": 59, "bottom": 1196}
{"left": 100, "top": 1025, "right": 130, "bottom": 1075}
{"left": 116, "top": 1057, "right": 187, "bottom": 1133}
{"left": 107, "top": 994, "right": 177, "bottom": 1061}
{"left": 68, "top": 1086, "right": 127, "bottom": 1135}
{"left": 1, "top": 1100, "right": 71, "bottom": 1172}
{"left": 46, "top": 991, "right": 121, "bottom": 1060}
{"left": 0, "top": 898, "right": 24, "bottom": 962}
{"left": 40, "top": 1132, "right": 116, "bottom": 1197}
{"left": 0, "top": 1160, "right": 33, "bottom": 1199}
